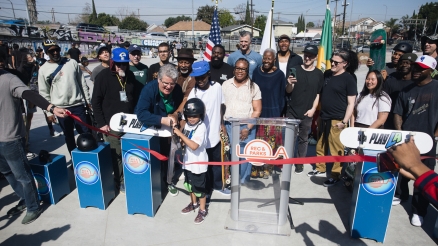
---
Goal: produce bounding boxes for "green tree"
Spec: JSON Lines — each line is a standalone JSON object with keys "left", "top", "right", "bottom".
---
{"left": 196, "top": 5, "right": 215, "bottom": 24}
{"left": 164, "top": 15, "right": 192, "bottom": 28}
{"left": 418, "top": 2, "right": 438, "bottom": 35}
{"left": 245, "top": 0, "right": 251, "bottom": 25}
{"left": 385, "top": 18, "right": 400, "bottom": 38}
{"left": 297, "top": 14, "right": 305, "bottom": 33}
{"left": 88, "top": 0, "right": 98, "bottom": 24}
{"left": 306, "top": 22, "right": 315, "bottom": 28}
{"left": 94, "top": 13, "right": 120, "bottom": 26}
{"left": 119, "top": 15, "right": 148, "bottom": 31}
{"left": 219, "top": 9, "right": 235, "bottom": 27}
{"left": 254, "top": 15, "right": 267, "bottom": 36}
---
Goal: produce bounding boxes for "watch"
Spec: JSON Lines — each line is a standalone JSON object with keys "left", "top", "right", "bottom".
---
{"left": 49, "top": 105, "right": 56, "bottom": 114}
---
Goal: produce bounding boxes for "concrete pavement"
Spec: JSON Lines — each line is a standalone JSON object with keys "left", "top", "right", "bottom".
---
{"left": 0, "top": 52, "right": 437, "bottom": 246}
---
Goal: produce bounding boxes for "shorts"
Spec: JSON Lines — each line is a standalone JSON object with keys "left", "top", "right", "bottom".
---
{"left": 184, "top": 169, "right": 207, "bottom": 198}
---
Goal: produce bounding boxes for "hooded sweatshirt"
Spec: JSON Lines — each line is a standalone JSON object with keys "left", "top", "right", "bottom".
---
{"left": 38, "top": 58, "right": 90, "bottom": 115}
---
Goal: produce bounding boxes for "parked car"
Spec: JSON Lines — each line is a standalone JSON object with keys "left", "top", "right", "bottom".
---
{"left": 336, "top": 42, "right": 351, "bottom": 50}
{"left": 251, "top": 37, "right": 262, "bottom": 45}
{"left": 356, "top": 45, "right": 370, "bottom": 53}
{"left": 76, "top": 23, "right": 107, "bottom": 33}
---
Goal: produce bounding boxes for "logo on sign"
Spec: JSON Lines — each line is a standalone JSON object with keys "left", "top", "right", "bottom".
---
{"left": 236, "top": 139, "right": 288, "bottom": 166}
{"left": 124, "top": 149, "right": 149, "bottom": 174}
{"left": 361, "top": 167, "right": 396, "bottom": 195}
{"left": 367, "top": 131, "right": 403, "bottom": 149}
{"left": 34, "top": 174, "right": 51, "bottom": 195}
{"left": 75, "top": 161, "right": 100, "bottom": 185}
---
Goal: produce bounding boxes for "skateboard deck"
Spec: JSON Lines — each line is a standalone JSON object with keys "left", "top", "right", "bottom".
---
{"left": 340, "top": 127, "right": 433, "bottom": 154}
{"left": 109, "top": 113, "right": 172, "bottom": 137}
{"left": 220, "top": 130, "right": 231, "bottom": 189}
{"left": 368, "top": 29, "right": 387, "bottom": 71}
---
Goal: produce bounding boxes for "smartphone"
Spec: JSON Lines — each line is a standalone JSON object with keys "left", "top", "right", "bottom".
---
{"left": 289, "top": 67, "right": 296, "bottom": 78}
{"left": 376, "top": 151, "right": 400, "bottom": 173}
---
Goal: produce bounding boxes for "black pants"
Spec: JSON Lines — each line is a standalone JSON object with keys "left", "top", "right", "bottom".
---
{"left": 290, "top": 115, "right": 312, "bottom": 167}
{"left": 207, "top": 142, "right": 222, "bottom": 192}
{"left": 57, "top": 105, "right": 90, "bottom": 154}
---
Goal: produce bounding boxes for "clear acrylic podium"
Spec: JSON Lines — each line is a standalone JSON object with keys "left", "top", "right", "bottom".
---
{"left": 224, "top": 118, "right": 300, "bottom": 236}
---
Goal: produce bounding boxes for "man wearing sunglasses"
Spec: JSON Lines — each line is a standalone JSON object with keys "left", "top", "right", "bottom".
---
{"left": 393, "top": 55, "right": 438, "bottom": 227}
{"left": 38, "top": 39, "right": 91, "bottom": 156}
{"left": 135, "top": 64, "right": 184, "bottom": 197}
{"left": 128, "top": 44, "right": 148, "bottom": 87}
{"left": 92, "top": 48, "right": 142, "bottom": 193}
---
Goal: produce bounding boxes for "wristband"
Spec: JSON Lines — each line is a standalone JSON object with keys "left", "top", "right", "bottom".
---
{"left": 49, "top": 105, "right": 56, "bottom": 114}
{"left": 341, "top": 121, "right": 346, "bottom": 125}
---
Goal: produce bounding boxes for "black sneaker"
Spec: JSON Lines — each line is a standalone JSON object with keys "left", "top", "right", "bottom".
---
{"left": 295, "top": 165, "right": 304, "bottom": 174}
{"left": 307, "top": 170, "right": 326, "bottom": 177}
{"left": 7, "top": 200, "right": 26, "bottom": 216}
{"left": 323, "top": 178, "right": 340, "bottom": 187}
{"left": 21, "top": 208, "right": 42, "bottom": 224}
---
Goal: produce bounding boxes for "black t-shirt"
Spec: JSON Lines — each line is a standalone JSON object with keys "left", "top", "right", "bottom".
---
{"left": 12, "top": 50, "right": 22, "bottom": 68}
{"left": 147, "top": 62, "right": 176, "bottom": 82}
{"left": 320, "top": 71, "right": 357, "bottom": 120}
{"left": 209, "top": 62, "right": 234, "bottom": 85}
{"left": 382, "top": 73, "right": 414, "bottom": 129}
{"left": 385, "top": 62, "right": 397, "bottom": 75}
{"left": 394, "top": 80, "right": 438, "bottom": 141}
{"left": 286, "top": 66, "right": 323, "bottom": 119}
{"left": 67, "top": 48, "right": 81, "bottom": 63}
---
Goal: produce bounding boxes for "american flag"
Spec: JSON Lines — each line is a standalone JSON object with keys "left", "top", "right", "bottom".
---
{"left": 203, "top": 8, "right": 221, "bottom": 61}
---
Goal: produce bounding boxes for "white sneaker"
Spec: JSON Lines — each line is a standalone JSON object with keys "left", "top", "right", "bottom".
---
{"left": 392, "top": 197, "right": 401, "bottom": 206}
{"left": 411, "top": 214, "right": 423, "bottom": 227}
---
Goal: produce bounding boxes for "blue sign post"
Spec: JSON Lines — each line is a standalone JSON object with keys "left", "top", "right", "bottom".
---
{"left": 72, "top": 143, "right": 115, "bottom": 210}
{"left": 121, "top": 133, "right": 162, "bottom": 217}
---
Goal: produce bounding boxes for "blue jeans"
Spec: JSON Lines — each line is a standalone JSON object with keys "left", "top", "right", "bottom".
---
{"left": 58, "top": 105, "right": 90, "bottom": 154}
{"left": 225, "top": 121, "right": 256, "bottom": 184}
{"left": 0, "top": 137, "right": 39, "bottom": 211}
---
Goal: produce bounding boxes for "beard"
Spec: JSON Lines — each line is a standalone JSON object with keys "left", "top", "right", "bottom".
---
{"left": 118, "top": 70, "right": 126, "bottom": 77}
{"left": 211, "top": 59, "right": 223, "bottom": 68}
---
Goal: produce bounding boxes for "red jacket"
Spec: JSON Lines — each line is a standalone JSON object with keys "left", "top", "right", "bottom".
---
{"left": 414, "top": 170, "right": 438, "bottom": 208}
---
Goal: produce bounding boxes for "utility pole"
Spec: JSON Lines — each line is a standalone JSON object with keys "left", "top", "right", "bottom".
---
{"left": 24, "top": 0, "right": 31, "bottom": 25}
{"left": 138, "top": 9, "right": 140, "bottom": 18}
{"left": 7, "top": 0, "right": 15, "bottom": 19}
{"left": 68, "top": 14, "right": 70, "bottom": 24}
{"left": 332, "top": 0, "right": 340, "bottom": 46}
{"left": 251, "top": 0, "right": 254, "bottom": 36}
{"left": 51, "top": 8, "right": 55, "bottom": 23}
{"left": 341, "top": 0, "right": 348, "bottom": 36}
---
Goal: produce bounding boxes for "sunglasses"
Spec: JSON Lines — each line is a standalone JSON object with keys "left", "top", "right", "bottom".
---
{"left": 330, "top": 59, "right": 344, "bottom": 66}
{"left": 48, "top": 48, "right": 61, "bottom": 53}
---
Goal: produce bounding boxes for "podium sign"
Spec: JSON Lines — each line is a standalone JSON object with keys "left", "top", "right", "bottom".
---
{"left": 72, "top": 143, "right": 115, "bottom": 210}
{"left": 121, "top": 133, "right": 162, "bottom": 217}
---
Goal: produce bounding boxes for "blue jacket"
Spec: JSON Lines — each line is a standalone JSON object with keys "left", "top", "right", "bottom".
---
{"left": 135, "top": 80, "right": 183, "bottom": 127}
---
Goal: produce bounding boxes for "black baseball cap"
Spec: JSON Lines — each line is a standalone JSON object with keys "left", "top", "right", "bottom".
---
{"left": 303, "top": 45, "right": 318, "bottom": 55}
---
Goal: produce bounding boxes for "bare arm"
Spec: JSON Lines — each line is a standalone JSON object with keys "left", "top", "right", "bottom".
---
{"left": 285, "top": 75, "right": 296, "bottom": 93}
{"left": 343, "top": 95, "right": 356, "bottom": 124}
{"left": 304, "top": 94, "right": 319, "bottom": 117}
{"left": 350, "top": 114, "right": 355, "bottom": 127}
{"left": 394, "top": 114, "right": 403, "bottom": 130}
{"left": 369, "top": 112, "right": 389, "bottom": 128}
{"left": 173, "top": 127, "right": 199, "bottom": 150}
{"left": 249, "top": 99, "right": 262, "bottom": 129}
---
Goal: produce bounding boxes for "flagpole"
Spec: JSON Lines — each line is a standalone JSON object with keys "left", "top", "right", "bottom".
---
{"left": 269, "top": 0, "right": 274, "bottom": 48}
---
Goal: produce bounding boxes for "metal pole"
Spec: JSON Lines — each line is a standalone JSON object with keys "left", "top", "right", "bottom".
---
{"left": 341, "top": 0, "right": 348, "bottom": 36}
{"left": 251, "top": 0, "right": 254, "bottom": 36}
{"left": 383, "top": 4, "right": 387, "bottom": 22}
{"left": 24, "top": 0, "right": 31, "bottom": 25}
{"left": 347, "top": 0, "right": 353, "bottom": 43}
{"left": 7, "top": 0, "right": 15, "bottom": 19}
{"left": 278, "top": 121, "right": 297, "bottom": 225}
{"left": 434, "top": 20, "right": 438, "bottom": 35}
{"left": 269, "top": 0, "right": 274, "bottom": 48}
{"left": 230, "top": 119, "right": 240, "bottom": 221}
{"left": 304, "top": 9, "right": 310, "bottom": 41}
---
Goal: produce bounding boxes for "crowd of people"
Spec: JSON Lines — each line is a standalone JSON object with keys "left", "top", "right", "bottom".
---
{"left": 1, "top": 31, "right": 438, "bottom": 228}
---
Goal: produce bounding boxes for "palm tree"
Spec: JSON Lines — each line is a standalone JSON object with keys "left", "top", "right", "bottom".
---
{"left": 385, "top": 18, "right": 400, "bottom": 38}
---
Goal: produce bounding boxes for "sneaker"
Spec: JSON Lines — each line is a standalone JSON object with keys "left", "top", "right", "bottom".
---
{"left": 323, "top": 178, "right": 340, "bottom": 187}
{"left": 263, "top": 170, "right": 270, "bottom": 179}
{"left": 26, "top": 152, "right": 36, "bottom": 160}
{"left": 119, "top": 183, "right": 125, "bottom": 194}
{"left": 307, "top": 170, "right": 326, "bottom": 177}
{"left": 411, "top": 214, "right": 423, "bottom": 227}
{"left": 7, "top": 200, "right": 26, "bottom": 216}
{"left": 392, "top": 197, "right": 401, "bottom": 206}
{"left": 258, "top": 169, "right": 264, "bottom": 178}
{"left": 168, "top": 184, "right": 179, "bottom": 196}
{"left": 50, "top": 129, "right": 62, "bottom": 137}
{"left": 295, "top": 165, "right": 304, "bottom": 174}
{"left": 194, "top": 209, "right": 208, "bottom": 224}
{"left": 21, "top": 208, "right": 42, "bottom": 224}
{"left": 181, "top": 202, "right": 199, "bottom": 214}
{"left": 216, "top": 188, "right": 231, "bottom": 196}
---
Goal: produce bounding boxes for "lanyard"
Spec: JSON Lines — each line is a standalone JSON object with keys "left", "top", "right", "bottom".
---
{"left": 116, "top": 74, "right": 126, "bottom": 91}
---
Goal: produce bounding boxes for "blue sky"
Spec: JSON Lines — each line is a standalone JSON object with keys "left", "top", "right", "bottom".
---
{"left": 0, "top": 0, "right": 430, "bottom": 26}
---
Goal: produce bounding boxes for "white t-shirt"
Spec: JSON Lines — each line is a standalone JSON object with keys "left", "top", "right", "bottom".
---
{"left": 182, "top": 121, "right": 208, "bottom": 174}
{"left": 279, "top": 62, "right": 288, "bottom": 77}
{"left": 188, "top": 82, "right": 225, "bottom": 148}
{"left": 355, "top": 93, "right": 391, "bottom": 126}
